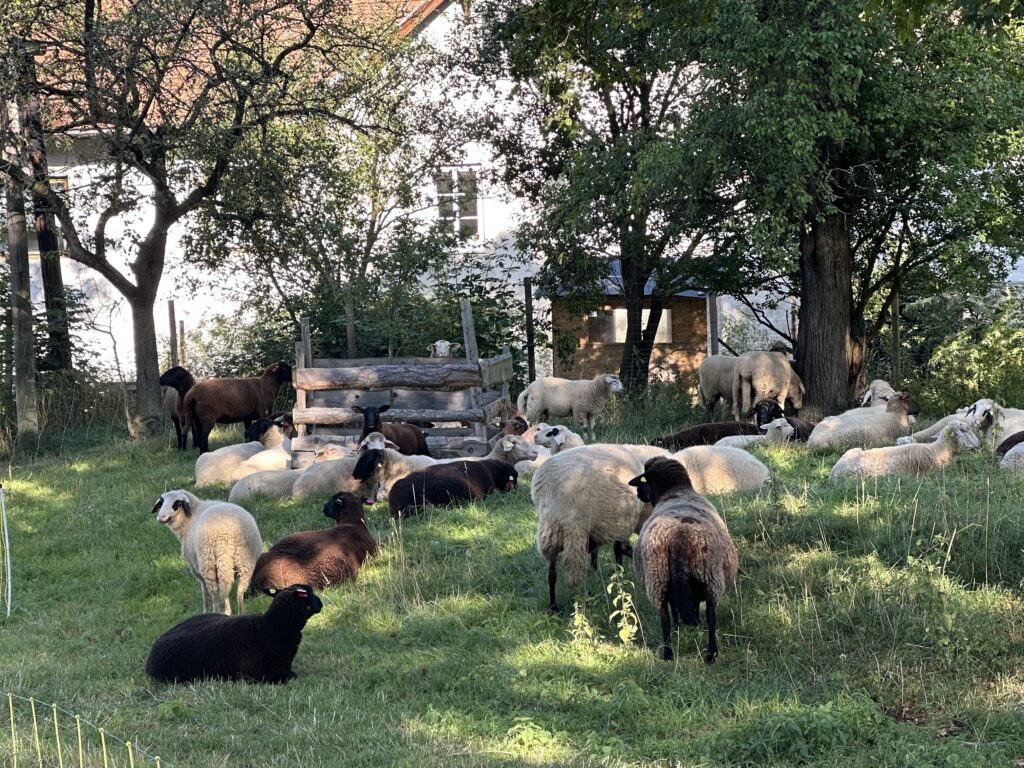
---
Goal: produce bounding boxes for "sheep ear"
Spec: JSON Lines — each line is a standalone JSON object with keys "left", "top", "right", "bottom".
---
{"left": 379, "top": 404, "right": 391, "bottom": 414}
{"left": 386, "top": 439, "right": 400, "bottom": 450}
{"left": 502, "top": 438, "right": 514, "bottom": 451}
{"left": 451, "top": 343, "right": 461, "bottom": 352}
{"left": 627, "top": 473, "right": 646, "bottom": 487}
{"left": 172, "top": 498, "right": 191, "bottom": 516}
{"left": 261, "top": 587, "right": 278, "bottom": 597}
{"left": 427, "top": 343, "right": 436, "bottom": 355}
{"left": 150, "top": 498, "right": 162, "bottom": 515}
{"left": 760, "top": 423, "right": 770, "bottom": 431}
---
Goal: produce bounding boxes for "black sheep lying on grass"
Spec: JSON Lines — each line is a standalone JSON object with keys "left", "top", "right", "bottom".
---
{"left": 388, "top": 459, "right": 518, "bottom": 518}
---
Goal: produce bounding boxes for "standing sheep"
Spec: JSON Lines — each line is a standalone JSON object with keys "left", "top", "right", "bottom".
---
{"left": 159, "top": 365, "right": 197, "bottom": 450}
{"left": 152, "top": 490, "right": 263, "bottom": 615}
{"left": 807, "top": 393, "right": 920, "bottom": 451}
{"left": 146, "top": 584, "right": 323, "bottom": 683}
{"left": 829, "top": 420, "right": 981, "bottom": 481}
{"left": 731, "top": 351, "right": 805, "bottom": 422}
{"left": 517, "top": 373, "right": 624, "bottom": 441}
{"left": 697, "top": 355, "right": 738, "bottom": 421}
{"left": 628, "top": 457, "right": 738, "bottom": 662}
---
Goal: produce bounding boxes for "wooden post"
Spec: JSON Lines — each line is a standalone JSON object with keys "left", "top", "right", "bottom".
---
{"left": 460, "top": 299, "right": 487, "bottom": 440}
{"left": 178, "top": 320, "right": 185, "bottom": 366}
{"left": 524, "top": 277, "right": 536, "bottom": 382}
{"left": 294, "top": 341, "right": 307, "bottom": 438}
{"left": 168, "top": 300, "right": 178, "bottom": 367}
{"left": 6, "top": 149, "right": 39, "bottom": 438}
{"left": 301, "top": 316, "right": 312, "bottom": 369}
{"left": 707, "top": 293, "right": 719, "bottom": 356}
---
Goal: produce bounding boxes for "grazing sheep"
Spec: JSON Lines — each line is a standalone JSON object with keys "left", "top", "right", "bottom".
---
{"left": 535, "top": 425, "right": 585, "bottom": 453}
{"left": 388, "top": 460, "right": 518, "bottom": 518}
{"left": 427, "top": 339, "right": 461, "bottom": 357}
{"left": 517, "top": 373, "right": 624, "bottom": 442}
{"left": 995, "top": 430, "right": 1024, "bottom": 456}
{"left": 532, "top": 443, "right": 670, "bottom": 612}
{"left": 248, "top": 493, "right": 378, "bottom": 592}
{"left": 159, "top": 365, "right": 197, "bottom": 450}
{"left": 829, "top": 420, "right": 980, "bottom": 481}
{"left": 652, "top": 422, "right": 762, "bottom": 449}
{"left": 715, "top": 418, "right": 795, "bottom": 448}
{"left": 628, "top": 457, "right": 738, "bottom": 662}
{"left": 807, "top": 393, "right": 920, "bottom": 451}
{"left": 750, "top": 399, "right": 816, "bottom": 441}
{"left": 697, "top": 355, "right": 738, "bottom": 421}
{"left": 228, "top": 469, "right": 305, "bottom": 504}
{"left": 671, "top": 446, "right": 770, "bottom": 495}
{"left": 182, "top": 362, "right": 293, "bottom": 454}
{"left": 353, "top": 405, "right": 431, "bottom": 457}
{"left": 146, "top": 584, "right": 322, "bottom": 684}
{"left": 732, "top": 351, "right": 805, "bottom": 422}
{"left": 152, "top": 490, "right": 263, "bottom": 615}
{"left": 860, "top": 379, "right": 898, "bottom": 407}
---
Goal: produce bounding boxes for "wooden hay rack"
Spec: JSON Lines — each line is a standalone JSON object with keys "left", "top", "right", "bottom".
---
{"left": 290, "top": 300, "right": 514, "bottom": 468}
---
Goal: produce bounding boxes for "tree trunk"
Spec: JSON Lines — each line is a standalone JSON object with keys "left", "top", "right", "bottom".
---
{"left": 617, "top": 237, "right": 660, "bottom": 392}
{"left": 6, "top": 170, "right": 39, "bottom": 439}
{"left": 127, "top": 230, "right": 168, "bottom": 439}
{"left": 794, "top": 208, "right": 861, "bottom": 420}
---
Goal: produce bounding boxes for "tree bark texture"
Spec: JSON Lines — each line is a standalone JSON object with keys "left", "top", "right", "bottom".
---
{"left": 5, "top": 171, "right": 40, "bottom": 437}
{"left": 127, "top": 227, "right": 169, "bottom": 439}
{"left": 616, "top": 239, "right": 663, "bottom": 392}
{"left": 794, "top": 208, "right": 862, "bottom": 420}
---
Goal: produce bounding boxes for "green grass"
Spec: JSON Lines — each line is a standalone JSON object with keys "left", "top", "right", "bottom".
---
{"left": 1, "top": 419, "right": 1023, "bottom": 767}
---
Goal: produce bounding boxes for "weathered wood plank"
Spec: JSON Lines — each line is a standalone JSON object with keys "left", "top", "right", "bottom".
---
{"left": 480, "top": 351, "right": 514, "bottom": 388}
{"left": 295, "top": 364, "right": 482, "bottom": 391}
{"left": 293, "top": 407, "right": 485, "bottom": 425}
{"left": 290, "top": 434, "right": 493, "bottom": 468}
{"left": 311, "top": 356, "right": 456, "bottom": 368}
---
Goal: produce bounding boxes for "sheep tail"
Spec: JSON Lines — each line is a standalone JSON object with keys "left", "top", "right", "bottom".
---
{"left": 560, "top": 527, "right": 590, "bottom": 588}
{"left": 516, "top": 385, "right": 531, "bottom": 417}
{"left": 667, "top": 543, "right": 698, "bottom": 626}
{"left": 182, "top": 394, "right": 196, "bottom": 434}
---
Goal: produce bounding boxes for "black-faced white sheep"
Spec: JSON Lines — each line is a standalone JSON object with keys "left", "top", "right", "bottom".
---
{"left": 152, "top": 490, "right": 264, "bottom": 615}
{"left": 427, "top": 339, "right": 461, "bottom": 357}
{"left": 629, "top": 456, "right": 738, "bottom": 662}
{"left": 670, "top": 446, "right": 770, "bottom": 494}
{"left": 829, "top": 420, "right": 980, "bottom": 481}
{"left": 731, "top": 351, "right": 805, "bottom": 421}
{"left": 807, "top": 393, "right": 920, "bottom": 451}
{"left": 182, "top": 362, "right": 293, "bottom": 453}
{"left": 715, "top": 418, "right": 795, "bottom": 448}
{"left": 697, "top": 355, "right": 738, "bottom": 420}
{"left": 652, "top": 422, "right": 762, "bottom": 449}
{"left": 532, "top": 443, "right": 670, "bottom": 612}
{"left": 388, "top": 460, "right": 518, "bottom": 518}
{"left": 535, "top": 425, "right": 585, "bottom": 453}
{"left": 146, "top": 584, "right": 323, "bottom": 684}
{"left": 159, "top": 365, "right": 197, "bottom": 450}
{"left": 248, "top": 492, "right": 378, "bottom": 592}
{"left": 517, "top": 373, "right": 624, "bottom": 441}
{"left": 353, "top": 405, "right": 431, "bottom": 457}
{"left": 964, "top": 398, "right": 1024, "bottom": 442}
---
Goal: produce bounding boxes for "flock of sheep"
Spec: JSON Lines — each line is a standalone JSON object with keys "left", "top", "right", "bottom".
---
{"left": 145, "top": 343, "right": 1023, "bottom": 682}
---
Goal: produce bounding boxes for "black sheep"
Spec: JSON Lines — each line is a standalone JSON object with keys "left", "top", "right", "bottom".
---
{"left": 652, "top": 422, "right": 762, "bottom": 449}
{"left": 353, "top": 405, "right": 431, "bottom": 457}
{"left": 159, "top": 365, "right": 197, "bottom": 450}
{"left": 751, "top": 399, "right": 816, "bottom": 441}
{"left": 388, "top": 459, "right": 518, "bottom": 518}
{"left": 145, "top": 584, "right": 323, "bottom": 684}
{"left": 248, "top": 493, "right": 378, "bottom": 593}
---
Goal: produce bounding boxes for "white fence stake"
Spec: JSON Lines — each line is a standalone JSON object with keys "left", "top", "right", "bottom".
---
{"left": 1, "top": 483, "right": 11, "bottom": 617}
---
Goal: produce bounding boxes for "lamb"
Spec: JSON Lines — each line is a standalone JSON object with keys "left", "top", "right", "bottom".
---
{"left": 151, "top": 490, "right": 263, "bottom": 615}
{"left": 427, "top": 339, "right": 461, "bottom": 357}
{"left": 248, "top": 492, "right": 378, "bottom": 592}
{"left": 714, "top": 418, "right": 795, "bottom": 448}
{"left": 731, "top": 351, "right": 805, "bottom": 422}
{"left": 388, "top": 460, "right": 518, "bottom": 518}
{"left": 159, "top": 365, "right": 197, "bottom": 450}
{"left": 697, "top": 355, "right": 738, "bottom": 420}
{"left": 671, "top": 446, "right": 770, "bottom": 495}
{"left": 829, "top": 420, "right": 981, "bottom": 481}
{"left": 628, "top": 457, "right": 738, "bottom": 662}
{"left": 652, "top": 422, "right": 762, "bottom": 449}
{"left": 146, "top": 584, "right": 323, "bottom": 684}
{"left": 750, "top": 399, "right": 816, "bottom": 441}
{"left": 182, "top": 362, "right": 293, "bottom": 453}
{"left": 532, "top": 443, "right": 670, "bottom": 612}
{"left": 860, "top": 379, "right": 898, "bottom": 407}
{"left": 535, "top": 425, "right": 585, "bottom": 453}
{"left": 517, "top": 373, "right": 624, "bottom": 441}
{"left": 807, "top": 393, "right": 920, "bottom": 451}
{"left": 353, "top": 405, "right": 431, "bottom": 457}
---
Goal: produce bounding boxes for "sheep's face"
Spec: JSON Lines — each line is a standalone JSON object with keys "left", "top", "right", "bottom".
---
{"left": 153, "top": 491, "right": 191, "bottom": 524}
{"left": 629, "top": 457, "right": 693, "bottom": 505}
{"left": 427, "top": 340, "right": 461, "bottom": 357}
{"left": 262, "top": 584, "right": 324, "bottom": 620}
{"left": 314, "top": 443, "right": 352, "bottom": 462}
{"left": 965, "top": 399, "right": 998, "bottom": 431}
{"left": 356, "top": 432, "right": 399, "bottom": 452}
{"left": 500, "top": 467, "right": 519, "bottom": 492}
{"left": 602, "top": 374, "right": 624, "bottom": 394}
{"left": 266, "top": 361, "right": 293, "bottom": 384}
{"left": 501, "top": 436, "right": 539, "bottom": 462}
{"left": 535, "top": 426, "right": 563, "bottom": 449}
{"left": 322, "top": 492, "right": 367, "bottom": 525}
{"left": 948, "top": 422, "right": 982, "bottom": 451}
{"left": 752, "top": 399, "right": 784, "bottom": 427}
{"left": 353, "top": 405, "right": 390, "bottom": 431}
{"left": 352, "top": 449, "right": 386, "bottom": 482}
{"left": 501, "top": 416, "right": 529, "bottom": 436}
{"left": 761, "top": 418, "right": 794, "bottom": 442}
{"left": 158, "top": 366, "right": 193, "bottom": 390}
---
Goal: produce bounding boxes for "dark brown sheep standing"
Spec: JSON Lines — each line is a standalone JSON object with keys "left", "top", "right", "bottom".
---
{"left": 629, "top": 456, "right": 738, "bottom": 663}
{"left": 182, "top": 362, "right": 292, "bottom": 453}
{"left": 652, "top": 422, "right": 762, "bottom": 449}
{"left": 353, "top": 405, "right": 431, "bottom": 457}
{"left": 248, "top": 492, "right": 378, "bottom": 592}
{"left": 159, "top": 365, "right": 197, "bottom": 450}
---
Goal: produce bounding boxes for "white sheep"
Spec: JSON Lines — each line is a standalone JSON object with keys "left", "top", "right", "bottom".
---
{"left": 229, "top": 431, "right": 294, "bottom": 483}
{"left": 964, "top": 398, "right": 1024, "bottom": 442}
{"left": 714, "top": 418, "right": 795, "bottom": 448}
{"left": 731, "top": 351, "right": 805, "bottom": 421}
{"left": 534, "top": 425, "right": 585, "bottom": 453}
{"left": 999, "top": 441, "right": 1024, "bottom": 471}
{"left": 896, "top": 409, "right": 972, "bottom": 445}
{"left": 670, "top": 445, "right": 770, "bottom": 495}
{"left": 533, "top": 443, "right": 670, "bottom": 610}
{"left": 807, "top": 393, "right": 918, "bottom": 451}
{"left": 859, "top": 379, "right": 898, "bottom": 407}
{"left": 195, "top": 441, "right": 264, "bottom": 487}
{"left": 517, "top": 373, "right": 624, "bottom": 441}
{"left": 427, "top": 339, "right": 462, "bottom": 357}
{"left": 152, "top": 490, "right": 263, "bottom": 615}
{"left": 829, "top": 420, "right": 980, "bottom": 481}
{"left": 228, "top": 469, "right": 305, "bottom": 504}
{"left": 697, "top": 355, "right": 738, "bottom": 420}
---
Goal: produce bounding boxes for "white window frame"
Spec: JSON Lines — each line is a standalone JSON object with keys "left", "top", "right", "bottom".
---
{"left": 434, "top": 165, "right": 481, "bottom": 239}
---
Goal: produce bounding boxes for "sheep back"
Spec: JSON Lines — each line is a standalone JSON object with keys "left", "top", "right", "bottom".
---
{"left": 249, "top": 526, "right": 378, "bottom": 592}
{"left": 697, "top": 356, "right": 737, "bottom": 417}
{"left": 671, "top": 446, "right": 770, "bottom": 495}
{"left": 653, "top": 422, "right": 762, "bottom": 449}
{"left": 228, "top": 469, "right": 304, "bottom": 504}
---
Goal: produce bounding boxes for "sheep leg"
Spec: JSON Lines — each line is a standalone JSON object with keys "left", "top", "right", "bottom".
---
{"left": 613, "top": 541, "right": 632, "bottom": 563}
{"left": 172, "top": 416, "right": 185, "bottom": 450}
{"left": 196, "top": 420, "right": 214, "bottom": 454}
{"left": 705, "top": 599, "right": 719, "bottom": 664}
{"left": 659, "top": 604, "right": 674, "bottom": 661}
{"left": 547, "top": 559, "right": 559, "bottom": 613}
{"left": 199, "top": 581, "right": 211, "bottom": 613}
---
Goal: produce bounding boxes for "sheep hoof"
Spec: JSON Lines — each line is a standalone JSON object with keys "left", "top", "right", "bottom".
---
{"left": 660, "top": 645, "right": 674, "bottom": 661}
{"left": 547, "top": 603, "right": 560, "bottom": 615}
{"left": 704, "top": 651, "right": 718, "bottom": 664}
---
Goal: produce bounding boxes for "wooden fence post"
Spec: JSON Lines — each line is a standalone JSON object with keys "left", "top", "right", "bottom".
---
{"left": 524, "top": 277, "right": 536, "bottom": 382}
{"left": 168, "top": 300, "right": 178, "bottom": 367}
{"left": 460, "top": 299, "right": 487, "bottom": 440}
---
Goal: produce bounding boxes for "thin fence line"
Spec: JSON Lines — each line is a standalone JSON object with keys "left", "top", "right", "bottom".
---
{"left": 1, "top": 483, "right": 12, "bottom": 617}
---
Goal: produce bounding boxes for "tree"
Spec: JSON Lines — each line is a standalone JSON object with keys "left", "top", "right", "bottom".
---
{"left": 467, "top": 0, "right": 733, "bottom": 391}
{"left": 0, "top": 0, "right": 400, "bottom": 436}
{"left": 689, "top": 1, "right": 1024, "bottom": 417}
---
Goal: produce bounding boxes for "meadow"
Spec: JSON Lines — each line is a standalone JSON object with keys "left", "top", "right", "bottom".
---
{"left": 0, "top": 401, "right": 1022, "bottom": 767}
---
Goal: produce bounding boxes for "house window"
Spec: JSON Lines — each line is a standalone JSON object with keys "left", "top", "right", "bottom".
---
{"left": 586, "top": 307, "right": 673, "bottom": 344}
{"left": 435, "top": 167, "right": 479, "bottom": 238}
{"left": 613, "top": 308, "right": 672, "bottom": 344}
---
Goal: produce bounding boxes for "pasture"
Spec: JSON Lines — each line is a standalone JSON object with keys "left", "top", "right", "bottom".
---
{"left": 1, "top": 409, "right": 1022, "bottom": 767}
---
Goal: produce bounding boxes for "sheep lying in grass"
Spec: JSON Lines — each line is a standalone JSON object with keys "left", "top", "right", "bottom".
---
{"left": 671, "top": 446, "right": 770, "bottom": 495}
{"left": 697, "top": 355, "right": 737, "bottom": 420}
{"left": 535, "top": 425, "right": 585, "bottom": 453}
{"left": 230, "top": 417, "right": 297, "bottom": 482}
{"left": 896, "top": 409, "right": 971, "bottom": 445}
{"left": 152, "top": 490, "right": 263, "bottom": 615}
{"left": 388, "top": 460, "right": 518, "bottom": 518}
{"left": 996, "top": 430, "right": 1024, "bottom": 456}
{"left": 860, "top": 379, "right": 897, "bottom": 407}
{"left": 999, "top": 441, "right": 1024, "bottom": 471}
{"left": 517, "top": 373, "right": 624, "bottom": 441}
{"left": 807, "top": 393, "right": 920, "bottom": 451}
{"left": 628, "top": 457, "right": 738, "bottom": 662}
{"left": 652, "top": 422, "right": 762, "bottom": 449}
{"left": 750, "top": 399, "right": 816, "bottom": 441}
{"left": 964, "top": 398, "right": 1024, "bottom": 442}
{"left": 715, "top": 418, "right": 795, "bottom": 448}
{"left": 732, "top": 351, "right": 805, "bottom": 421}
{"left": 146, "top": 584, "right": 322, "bottom": 684}
{"left": 829, "top": 420, "right": 981, "bottom": 481}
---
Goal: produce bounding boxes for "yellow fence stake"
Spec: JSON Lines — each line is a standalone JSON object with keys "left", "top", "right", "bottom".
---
{"left": 8, "top": 693, "right": 17, "bottom": 768}
{"left": 30, "top": 698, "right": 42, "bottom": 768}
{"left": 52, "top": 704, "right": 64, "bottom": 768}
{"left": 155, "top": 757, "right": 162, "bottom": 768}
{"left": 127, "top": 739, "right": 136, "bottom": 768}
{"left": 75, "top": 715, "right": 83, "bottom": 768}
{"left": 100, "top": 728, "right": 109, "bottom": 768}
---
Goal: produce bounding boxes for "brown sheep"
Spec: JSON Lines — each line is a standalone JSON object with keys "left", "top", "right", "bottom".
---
{"left": 652, "top": 422, "right": 762, "bottom": 449}
{"left": 159, "top": 365, "right": 197, "bottom": 450}
{"left": 182, "top": 362, "right": 292, "bottom": 454}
